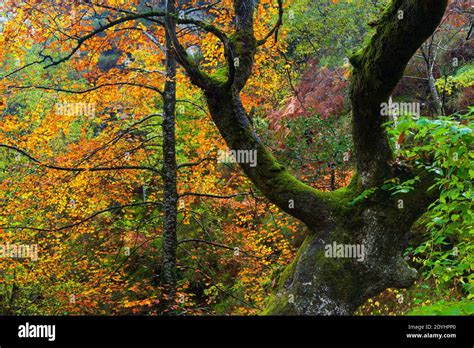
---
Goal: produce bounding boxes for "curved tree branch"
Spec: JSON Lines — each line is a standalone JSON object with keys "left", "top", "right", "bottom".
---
{"left": 0, "top": 144, "right": 161, "bottom": 175}
{"left": 1, "top": 202, "right": 161, "bottom": 232}
{"left": 8, "top": 82, "right": 164, "bottom": 96}
{"left": 257, "top": 0, "right": 284, "bottom": 46}
{"left": 349, "top": 0, "right": 448, "bottom": 187}
{"left": 179, "top": 192, "right": 248, "bottom": 199}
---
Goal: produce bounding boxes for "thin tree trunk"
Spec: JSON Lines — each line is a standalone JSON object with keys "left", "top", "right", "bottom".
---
{"left": 421, "top": 44, "right": 443, "bottom": 116}
{"left": 428, "top": 70, "right": 443, "bottom": 115}
{"left": 162, "top": 0, "right": 178, "bottom": 305}
{"left": 330, "top": 162, "right": 336, "bottom": 191}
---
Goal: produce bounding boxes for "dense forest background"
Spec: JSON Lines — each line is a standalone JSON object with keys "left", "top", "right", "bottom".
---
{"left": 0, "top": 0, "right": 472, "bottom": 315}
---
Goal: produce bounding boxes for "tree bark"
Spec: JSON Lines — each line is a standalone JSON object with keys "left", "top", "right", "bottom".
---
{"left": 162, "top": 0, "right": 178, "bottom": 304}
{"left": 169, "top": 0, "right": 448, "bottom": 314}
{"left": 421, "top": 43, "right": 444, "bottom": 116}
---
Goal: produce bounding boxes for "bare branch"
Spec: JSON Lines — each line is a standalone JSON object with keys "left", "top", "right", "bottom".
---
{"left": 8, "top": 82, "right": 163, "bottom": 96}
{"left": 1, "top": 202, "right": 161, "bottom": 232}
{"left": 179, "top": 192, "right": 248, "bottom": 199}
{"left": 257, "top": 0, "right": 284, "bottom": 46}
{"left": 178, "top": 238, "right": 261, "bottom": 258}
{"left": 0, "top": 144, "right": 161, "bottom": 175}
{"left": 177, "top": 155, "right": 215, "bottom": 170}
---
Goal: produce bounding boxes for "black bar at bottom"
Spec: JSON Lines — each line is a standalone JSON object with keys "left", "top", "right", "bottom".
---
{"left": 0, "top": 315, "right": 472, "bottom": 346}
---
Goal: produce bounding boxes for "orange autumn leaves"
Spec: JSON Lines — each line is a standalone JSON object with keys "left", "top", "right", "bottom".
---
{"left": 0, "top": 0, "right": 344, "bottom": 315}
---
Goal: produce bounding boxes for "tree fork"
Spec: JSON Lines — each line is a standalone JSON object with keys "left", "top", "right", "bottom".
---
{"left": 172, "top": 0, "right": 448, "bottom": 314}
{"left": 265, "top": 0, "right": 448, "bottom": 315}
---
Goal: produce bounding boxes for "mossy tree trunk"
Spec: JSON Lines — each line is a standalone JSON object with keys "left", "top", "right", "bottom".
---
{"left": 162, "top": 0, "right": 179, "bottom": 304}
{"left": 166, "top": 0, "right": 447, "bottom": 314}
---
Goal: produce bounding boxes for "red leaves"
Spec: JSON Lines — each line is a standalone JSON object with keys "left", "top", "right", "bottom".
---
{"left": 269, "top": 60, "right": 349, "bottom": 132}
